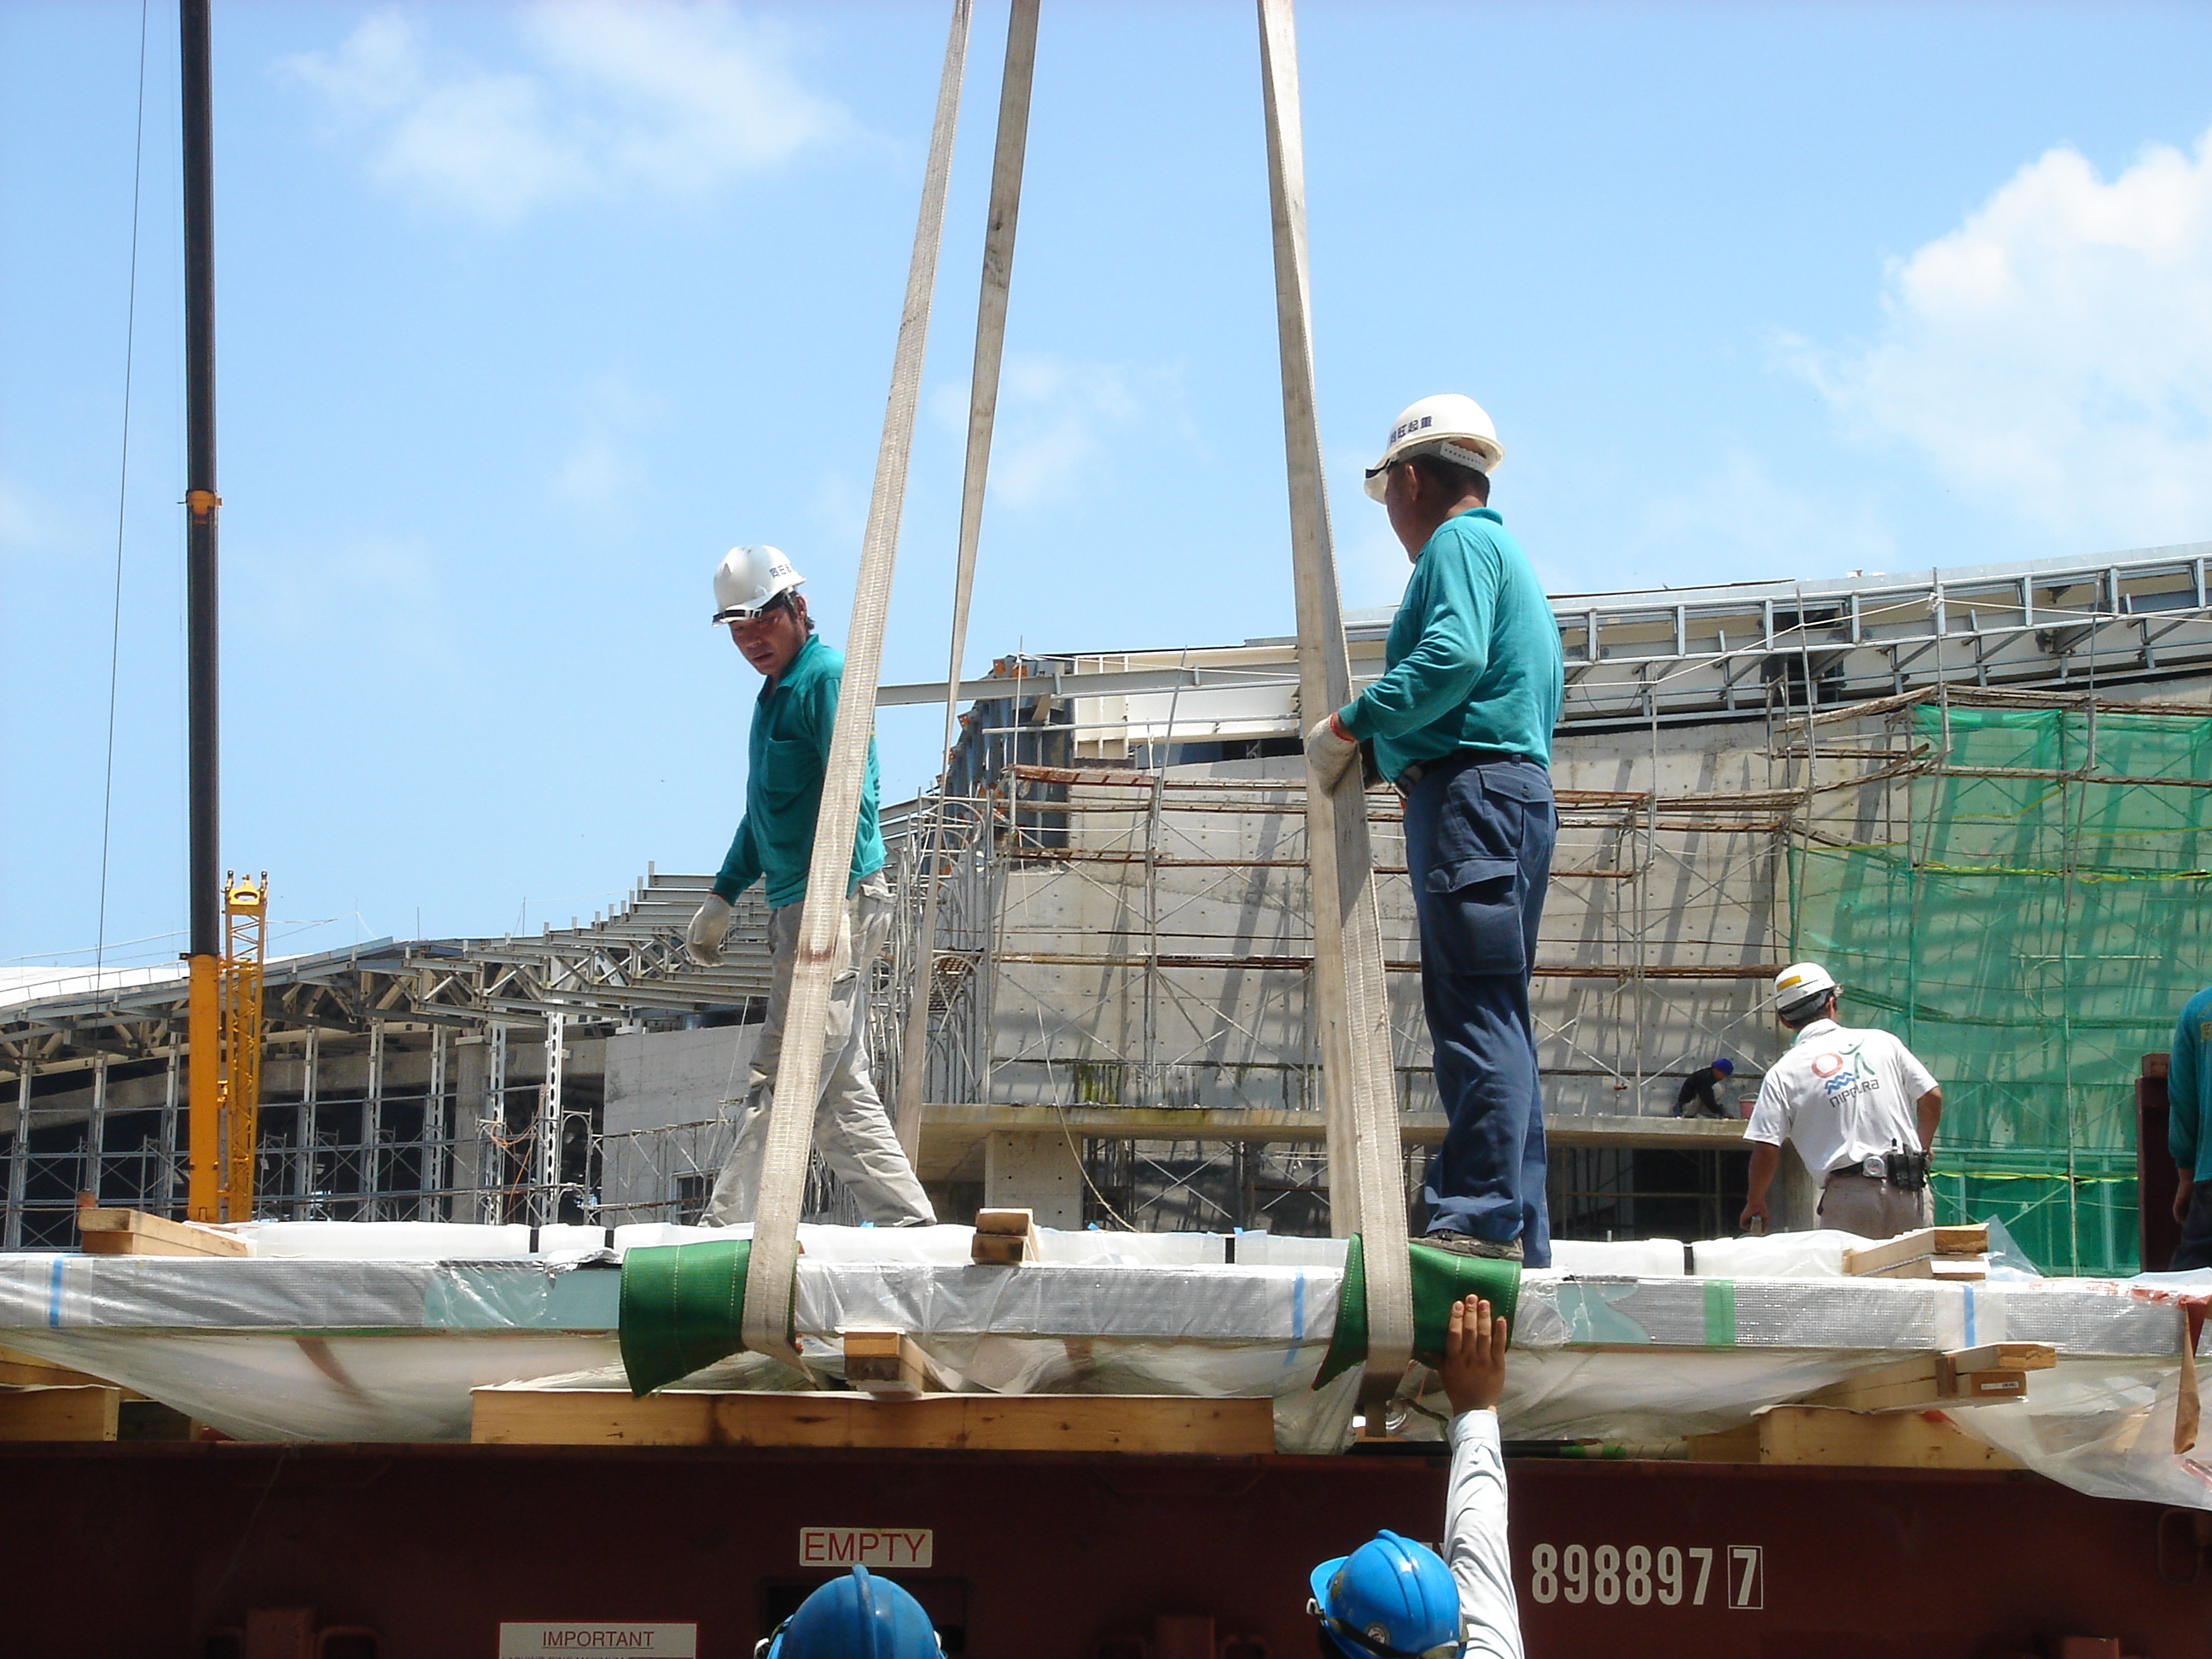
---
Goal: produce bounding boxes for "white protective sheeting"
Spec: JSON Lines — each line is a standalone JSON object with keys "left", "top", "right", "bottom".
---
{"left": 5, "top": 1223, "right": 2210, "bottom": 1507}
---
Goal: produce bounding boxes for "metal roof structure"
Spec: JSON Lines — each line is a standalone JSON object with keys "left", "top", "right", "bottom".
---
{"left": 2, "top": 871, "right": 771, "bottom": 1083}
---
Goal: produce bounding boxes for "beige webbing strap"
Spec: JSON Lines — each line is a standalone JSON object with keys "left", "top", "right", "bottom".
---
{"left": 895, "top": 0, "right": 1042, "bottom": 1161}
{"left": 1256, "top": 0, "right": 1414, "bottom": 1409}
{"left": 742, "top": 0, "right": 974, "bottom": 1366}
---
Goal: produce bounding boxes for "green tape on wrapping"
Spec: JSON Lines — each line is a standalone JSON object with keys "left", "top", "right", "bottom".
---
{"left": 1315, "top": 1236, "right": 1522, "bottom": 1388}
{"left": 1703, "top": 1278, "right": 1737, "bottom": 1347}
{"left": 619, "top": 1237, "right": 795, "bottom": 1396}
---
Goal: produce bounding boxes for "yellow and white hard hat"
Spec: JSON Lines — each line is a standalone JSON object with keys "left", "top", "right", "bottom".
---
{"left": 1363, "top": 393, "right": 1505, "bottom": 503}
{"left": 1773, "top": 962, "right": 1839, "bottom": 1010}
{"left": 711, "top": 544, "right": 805, "bottom": 625}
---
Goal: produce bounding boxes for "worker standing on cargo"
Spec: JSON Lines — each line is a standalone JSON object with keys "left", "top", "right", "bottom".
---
{"left": 1307, "top": 394, "right": 1563, "bottom": 1266}
{"left": 1674, "top": 1056, "right": 1736, "bottom": 1118}
{"left": 2163, "top": 983, "right": 2212, "bottom": 1269}
{"left": 1738, "top": 963, "right": 1942, "bottom": 1239}
{"left": 685, "top": 545, "right": 936, "bottom": 1229}
{"left": 1307, "top": 1295, "right": 1522, "bottom": 1659}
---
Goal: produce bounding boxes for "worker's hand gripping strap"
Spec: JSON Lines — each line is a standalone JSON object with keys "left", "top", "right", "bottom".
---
{"left": 739, "top": 0, "right": 973, "bottom": 1367}
{"left": 1316, "top": 1236, "right": 1522, "bottom": 1388}
{"left": 1257, "top": 0, "right": 1414, "bottom": 1409}
{"left": 620, "top": 1238, "right": 798, "bottom": 1397}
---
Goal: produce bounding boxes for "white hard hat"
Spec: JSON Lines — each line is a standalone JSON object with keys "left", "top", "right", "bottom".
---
{"left": 711, "top": 544, "right": 805, "bottom": 625}
{"left": 1773, "top": 962, "right": 1839, "bottom": 1010}
{"left": 1363, "top": 393, "right": 1505, "bottom": 503}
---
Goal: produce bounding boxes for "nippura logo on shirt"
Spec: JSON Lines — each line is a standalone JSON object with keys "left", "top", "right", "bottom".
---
{"left": 1811, "top": 1052, "right": 1844, "bottom": 1078}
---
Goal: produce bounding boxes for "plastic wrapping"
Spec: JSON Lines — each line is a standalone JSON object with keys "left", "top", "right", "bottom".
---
{"left": 5, "top": 1223, "right": 2210, "bottom": 1497}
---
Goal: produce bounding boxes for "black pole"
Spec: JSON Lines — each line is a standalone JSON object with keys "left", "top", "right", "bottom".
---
{"left": 181, "top": 0, "right": 219, "bottom": 959}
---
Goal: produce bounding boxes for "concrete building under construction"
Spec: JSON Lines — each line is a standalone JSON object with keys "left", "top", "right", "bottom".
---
{"left": 9, "top": 542, "right": 2211, "bottom": 1273}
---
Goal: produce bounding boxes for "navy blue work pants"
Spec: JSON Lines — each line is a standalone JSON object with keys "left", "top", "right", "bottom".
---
{"left": 1402, "top": 755, "right": 1556, "bottom": 1266}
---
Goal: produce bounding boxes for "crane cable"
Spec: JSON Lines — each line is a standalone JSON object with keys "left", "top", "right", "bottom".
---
{"left": 1256, "top": 0, "right": 1415, "bottom": 1409}
{"left": 740, "top": 0, "right": 975, "bottom": 1368}
{"left": 894, "top": 0, "right": 1041, "bottom": 1161}
{"left": 95, "top": 0, "right": 154, "bottom": 1003}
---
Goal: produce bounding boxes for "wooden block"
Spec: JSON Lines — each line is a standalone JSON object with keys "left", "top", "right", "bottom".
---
{"left": 1796, "top": 1345, "right": 2052, "bottom": 1412}
{"left": 0, "top": 1384, "right": 121, "bottom": 1442}
{"left": 0, "top": 1345, "right": 114, "bottom": 1389}
{"left": 1943, "top": 1343, "right": 2056, "bottom": 1377}
{"left": 841, "top": 1330, "right": 967, "bottom": 1400}
{"left": 76, "top": 1208, "right": 250, "bottom": 1258}
{"left": 1746, "top": 1406, "right": 2022, "bottom": 1470}
{"left": 1684, "top": 1421, "right": 1763, "bottom": 1463}
{"left": 471, "top": 1388, "right": 1275, "bottom": 1455}
{"left": 972, "top": 1208, "right": 1038, "bottom": 1266}
{"left": 1842, "top": 1225, "right": 1987, "bottom": 1278}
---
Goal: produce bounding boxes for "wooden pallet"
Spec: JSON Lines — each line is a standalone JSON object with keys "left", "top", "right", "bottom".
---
{"left": 471, "top": 1388, "right": 1275, "bottom": 1455}
{"left": 76, "top": 1207, "right": 249, "bottom": 1258}
{"left": 0, "top": 1384, "right": 122, "bottom": 1442}
{"left": 1686, "top": 1406, "right": 2023, "bottom": 1470}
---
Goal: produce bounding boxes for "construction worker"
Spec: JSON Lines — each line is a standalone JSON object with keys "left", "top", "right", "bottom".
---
{"left": 686, "top": 545, "right": 935, "bottom": 1229}
{"left": 1307, "top": 394, "right": 1563, "bottom": 1266}
{"left": 759, "top": 1565, "right": 941, "bottom": 1656}
{"left": 1738, "top": 963, "right": 1942, "bottom": 1239}
{"left": 1307, "top": 1295, "right": 1522, "bottom": 1659}
{"left": 1674, "top": 1056, "right": 1736, "bottom": 1119}
{"left": 2164, "top": 982, "right": 2212, "bottom": 1270}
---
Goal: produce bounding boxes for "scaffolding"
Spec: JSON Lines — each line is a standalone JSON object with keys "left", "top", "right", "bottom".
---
{"left": 9, "top": 551, "right": 2212, "bottom": 1250}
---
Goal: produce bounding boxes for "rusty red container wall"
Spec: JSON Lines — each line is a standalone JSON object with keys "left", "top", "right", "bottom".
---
{"left": 2140, "top": 1051, "right": 2180, "bottom": 1274}
{"left": 3, "top": 1444, "right": 2209, "bottom": 1656}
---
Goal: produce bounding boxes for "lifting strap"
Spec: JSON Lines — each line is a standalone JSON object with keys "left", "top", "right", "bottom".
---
{"left": 895, "top": 0, "right": 1042, "bottom": 1161}
{"left": 1255, "top": 0, "right": 1415, "bottom": 1409}
{"left": 741, "top": 0, "right": 974, "bottom": 1367}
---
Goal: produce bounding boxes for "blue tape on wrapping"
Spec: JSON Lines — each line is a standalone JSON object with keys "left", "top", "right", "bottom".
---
{"left": 1964, "top": 1284, "right": 1976, "bottom": 1349}
{"left": 47, "top": 1256, "right": 64, "bottom": 1326}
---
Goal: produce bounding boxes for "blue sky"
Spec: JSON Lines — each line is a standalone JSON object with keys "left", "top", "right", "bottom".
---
{"left": 7, "top": 0, "right": 2212, "bottom": 970}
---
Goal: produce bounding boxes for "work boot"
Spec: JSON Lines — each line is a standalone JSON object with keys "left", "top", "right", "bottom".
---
{"left": 1421, "top": 1231, "right": 1523, "bottom": 1262}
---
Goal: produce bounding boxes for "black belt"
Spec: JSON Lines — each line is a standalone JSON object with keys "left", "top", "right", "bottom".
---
{"left": 1394, "top": 749, "right": 1544, "bottom": 792}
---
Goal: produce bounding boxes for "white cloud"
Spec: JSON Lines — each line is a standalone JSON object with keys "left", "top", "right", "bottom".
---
{"left": 983, "top": 356, "right": 1141, "bottom": 509}
{"left": 555, "top": 434, "right": 633, "bottom": 507}
{"left": 283, "top": 3, "right": 848, "bottom": 224}
{"left": 1629, "top": 452, "right": 1898, "bottom": 587}
{"left": 0, "top": 476, "right": 38, "bottom": 554}
{"left": 1790, "top": 127, "right": 2212, "bottom": 548}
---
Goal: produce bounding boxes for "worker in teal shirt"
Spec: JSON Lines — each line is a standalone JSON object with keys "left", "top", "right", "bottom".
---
{"left": 1308, "top": 395, "right": 1563, "bottom": 1266}
{"left": 685, "top": 544, "right": 934, "bottom": 1230}
{"left": 2167, "top": 985, "right": 2212, "bottom": 1269}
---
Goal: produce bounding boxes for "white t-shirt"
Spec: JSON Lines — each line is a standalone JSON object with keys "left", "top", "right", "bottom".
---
{"left": 1743, "top": 1018, "right": 1938, "bottom": 1185}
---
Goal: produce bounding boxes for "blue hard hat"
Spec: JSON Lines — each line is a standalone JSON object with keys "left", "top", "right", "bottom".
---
{"left": 760, "top": 1567, "right": 943, "bottom": 1659}
{"left": 1307, "top": 1530, "right": 1460, "bottom": 1658}
{"left": 1712, "top": 1057, "right": 1734, "bottom": 1076}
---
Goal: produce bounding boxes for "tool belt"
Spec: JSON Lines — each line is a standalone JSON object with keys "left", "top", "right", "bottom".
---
{"left": 1830, "top": 1150, "right": 1931, "bottom": 1191}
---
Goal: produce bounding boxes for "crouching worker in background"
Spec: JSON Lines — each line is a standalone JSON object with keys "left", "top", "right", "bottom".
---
{"left": 1307, "top": 1296, "right": 1523, "bottom": 1659}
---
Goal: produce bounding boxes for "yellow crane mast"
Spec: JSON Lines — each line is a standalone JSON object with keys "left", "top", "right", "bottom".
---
{"left": 186, "top": 871, "right": 265, "bottom": 1223}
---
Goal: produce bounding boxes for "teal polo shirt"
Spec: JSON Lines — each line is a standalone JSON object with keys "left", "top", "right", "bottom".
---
{"left": 2170, "top": 985, "right": 2212, "bottom": 1184}
{"left": 1337, "top": 506, "right": 1563, "bottom": 782}
{"left": 712, "top": 632, "right": 886, "bottom": 910}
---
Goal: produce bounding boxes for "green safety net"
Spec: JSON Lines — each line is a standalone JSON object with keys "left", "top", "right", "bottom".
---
{"left": 1792, "top": 703, "right": 2212, "bottom": 1276}
{"left": 1316, "top": 1235, "right": 1521, "bottom": 1388}
{"left": 618, "top": 1237, "right": 790, "bottom": 1396}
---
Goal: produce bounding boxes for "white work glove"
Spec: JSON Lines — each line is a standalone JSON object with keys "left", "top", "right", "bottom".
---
{"left": 685, "top": 894, "right": 732, "bottom": 967}
{"left": 1305, "top": 711, "right": 1360, "bottom": 791}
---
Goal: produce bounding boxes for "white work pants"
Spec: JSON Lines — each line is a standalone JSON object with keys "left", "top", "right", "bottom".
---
{"left": 704, "top": 872, "right": 936, "bottom": 1227}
